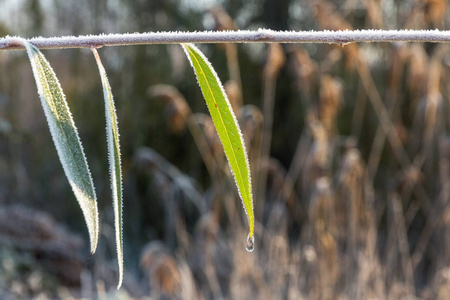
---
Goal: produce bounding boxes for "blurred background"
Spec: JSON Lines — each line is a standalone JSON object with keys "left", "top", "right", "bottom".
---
{"left": 0, "top": 0, "right": 449, "bottom": 299}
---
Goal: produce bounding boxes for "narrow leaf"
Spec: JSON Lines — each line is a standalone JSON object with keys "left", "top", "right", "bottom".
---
{"left": 16, "top": 38, "right": 99, "bottom": 253}
{"left": 181, "top": 43, "right": 255, "bottom": 251}
{"left": 92, "top": 48, "right": 124, "bottom": 289}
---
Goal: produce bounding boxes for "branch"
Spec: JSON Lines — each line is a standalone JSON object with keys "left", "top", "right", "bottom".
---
{"left": 1, "top": 29, "right": 450, "bottom": 50}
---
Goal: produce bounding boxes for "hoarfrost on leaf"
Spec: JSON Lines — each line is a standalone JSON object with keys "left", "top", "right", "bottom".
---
{"left": 92, "top": 48, "right": 124, "bottom": 289}
{"left": 15, "top": 38, "right": 99, "bottom": 255}
{"left": 181, "top": 43, "right": 255, "bottom": 248}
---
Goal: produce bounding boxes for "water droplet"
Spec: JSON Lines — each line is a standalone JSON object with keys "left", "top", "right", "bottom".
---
{"left": 246, "top": 234, "right": 254, "bottom": 252}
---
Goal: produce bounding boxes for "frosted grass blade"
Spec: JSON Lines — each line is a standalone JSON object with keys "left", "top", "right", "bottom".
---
{"left": 16, "top": 39, "right": 99, "bottom": 254}
{"left": 181, "top": 43, "right": 255, "bottom": 250}
{"left": 92, "top": 48, "right": 124, "bottom": 289}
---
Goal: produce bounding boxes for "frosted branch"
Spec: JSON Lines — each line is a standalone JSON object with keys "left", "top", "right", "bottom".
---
{"left": 1, "top": 29, "right": 450, "bottom": 50}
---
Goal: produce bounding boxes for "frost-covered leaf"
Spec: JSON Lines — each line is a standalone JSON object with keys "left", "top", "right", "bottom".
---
{"left": 92, "top": 48, "right": 124, "bottom": 289}
{"left": 182, "top": 43, "right": 255, "bottom": 251}
{"left": 16, "top": 38, "right": 99, "bottom": 254}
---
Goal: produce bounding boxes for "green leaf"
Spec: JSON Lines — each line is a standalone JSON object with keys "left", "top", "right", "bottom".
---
{"left": 181, "top": 43, "right": 255, "bottom": 251}
{"left": 17, "top": 39, "right": 99, "bottom": 254}
{"left": 92, "top": 48, "right": 124, "bottom": 289}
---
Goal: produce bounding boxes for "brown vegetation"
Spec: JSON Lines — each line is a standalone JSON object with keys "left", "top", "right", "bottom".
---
{"left": 0, "top": 0, "right": 449, "bottom": 299}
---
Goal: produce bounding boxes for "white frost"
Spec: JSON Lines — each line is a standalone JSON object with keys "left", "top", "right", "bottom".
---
{"left": 15, "top": 38, "right": 99, "bottom": 254}
{"left": 2, "top": 30, "right": 450, "bottom": 50}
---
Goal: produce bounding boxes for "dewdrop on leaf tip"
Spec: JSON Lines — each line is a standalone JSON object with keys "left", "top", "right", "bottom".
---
{"left": 246, "top": 234, "right": 254, "bottom": 252}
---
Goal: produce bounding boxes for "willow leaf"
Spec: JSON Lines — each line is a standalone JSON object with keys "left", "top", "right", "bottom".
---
{"left": 92, "top": 48, "right": 124, "bottom": 289}
{"left": 181, "top": 43, "right": 255, "bottom": 250}
{"left": 17, "top": 39, "right": 99, "bottom": 253}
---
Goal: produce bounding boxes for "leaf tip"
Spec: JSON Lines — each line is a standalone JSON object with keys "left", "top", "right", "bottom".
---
{"left": 117, "top": 276, "right": 123, "bottom": 290}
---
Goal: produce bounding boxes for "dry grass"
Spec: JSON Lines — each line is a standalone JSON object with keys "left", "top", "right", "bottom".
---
{"left": 134, "top": 2, "right": 450, "bottom": 299}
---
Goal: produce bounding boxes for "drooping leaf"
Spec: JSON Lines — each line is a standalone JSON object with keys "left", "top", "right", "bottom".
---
{"left": 181, "top": 43, "right": 255, "bottom": 251}
{"left": 16, "top": 38, "right": 99, "bottom": 254}
{"left": 92, "top": 48, "right": 124, "bottom": 289}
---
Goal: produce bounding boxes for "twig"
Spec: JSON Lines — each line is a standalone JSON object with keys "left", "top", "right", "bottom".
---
{"left": 1, "top": 29, "right": 450, "bottom": 50}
